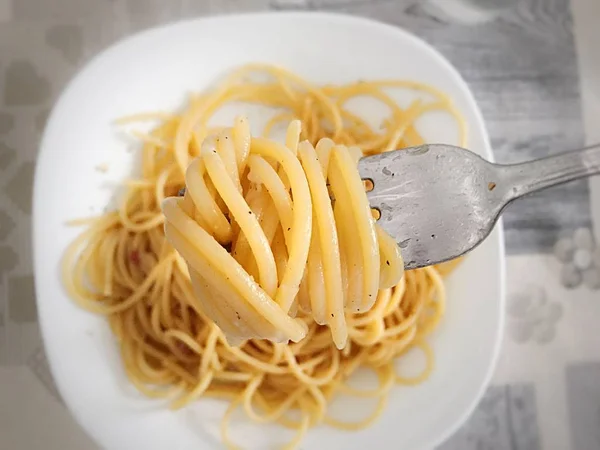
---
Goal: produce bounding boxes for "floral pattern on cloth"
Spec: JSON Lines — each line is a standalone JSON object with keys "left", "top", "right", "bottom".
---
{"left": 554, "top": 227, "right": 600, "bottom": 290}
{"left": 507, "top": 285, "right": 563, "bottom": 345}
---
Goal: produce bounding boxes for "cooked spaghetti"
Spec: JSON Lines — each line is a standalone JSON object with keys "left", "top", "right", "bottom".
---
{"left": 62, "top": 64, "right": 465, "bottom": 449}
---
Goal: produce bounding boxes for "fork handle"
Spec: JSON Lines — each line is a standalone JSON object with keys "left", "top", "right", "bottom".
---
{"left": 499, "top": 143, "right": 600, "bottom": 200}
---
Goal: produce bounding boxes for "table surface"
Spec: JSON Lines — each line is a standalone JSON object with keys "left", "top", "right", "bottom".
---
{"left": 0, "top": 0, "right": 599, "bottom": 449}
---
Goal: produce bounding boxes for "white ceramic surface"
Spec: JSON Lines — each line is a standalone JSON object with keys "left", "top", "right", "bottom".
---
{"left": 33, "top": 12, "right": 506, "bottom": 450}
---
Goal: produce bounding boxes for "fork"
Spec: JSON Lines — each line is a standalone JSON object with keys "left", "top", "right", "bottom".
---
{"left": 358, "top": 143, "right": 600, "bottom": 269}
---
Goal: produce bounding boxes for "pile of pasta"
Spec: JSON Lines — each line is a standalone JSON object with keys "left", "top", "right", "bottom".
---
{"left": 63, "top": 65, "right": 464, "bottom": 449}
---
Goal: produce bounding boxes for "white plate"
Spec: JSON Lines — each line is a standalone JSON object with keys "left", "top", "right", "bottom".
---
{"left": 33, "top": 12, "right": 505, "bottom": 450}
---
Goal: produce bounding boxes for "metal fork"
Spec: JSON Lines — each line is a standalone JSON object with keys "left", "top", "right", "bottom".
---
{"left": 358, "top": 143, "right": 600, "bottom": 269}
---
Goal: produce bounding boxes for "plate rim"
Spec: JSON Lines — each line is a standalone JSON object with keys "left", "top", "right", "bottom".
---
{"left": 33, "top": 10, "right": 506, "bottom": 450}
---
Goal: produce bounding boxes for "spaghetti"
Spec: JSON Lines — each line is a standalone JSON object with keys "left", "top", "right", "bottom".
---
{"left": 62, "top": 64, "right": 465, "bottom": 449}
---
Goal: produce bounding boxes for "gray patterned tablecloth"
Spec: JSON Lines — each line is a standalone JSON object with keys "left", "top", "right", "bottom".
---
{"left": 0, "top": 1, "right": 599, "bottom": 449}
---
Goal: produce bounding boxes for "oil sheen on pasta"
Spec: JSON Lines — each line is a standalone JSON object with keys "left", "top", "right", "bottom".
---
{"left": 62, "top": 64, "right": 465, "bottom": 450}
